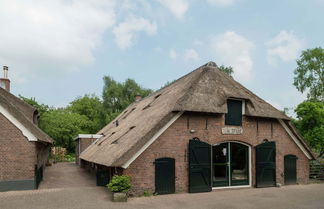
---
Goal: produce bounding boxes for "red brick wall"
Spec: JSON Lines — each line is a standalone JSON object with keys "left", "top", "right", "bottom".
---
{"left": 124, "top": 112, "right": 310, "bottom": 195}
{"left": 76, "top": 138, "right": 96, "bottom": 165}
{"left": 0, "top": 113, "right": 36, "bottom": 181}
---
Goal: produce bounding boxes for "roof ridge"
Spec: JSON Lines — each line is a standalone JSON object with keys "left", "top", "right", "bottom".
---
{"left": 173, "top": 66, "right": 211, "bottom": 110}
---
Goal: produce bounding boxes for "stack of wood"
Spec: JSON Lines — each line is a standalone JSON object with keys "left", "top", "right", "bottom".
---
{"left": 52, "top": 147, "right": 67, "bottom": 162}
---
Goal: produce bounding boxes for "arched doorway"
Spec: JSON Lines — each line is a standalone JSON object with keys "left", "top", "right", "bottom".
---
{"left": 212, "top": 142, "right": 251, "bottom": 187}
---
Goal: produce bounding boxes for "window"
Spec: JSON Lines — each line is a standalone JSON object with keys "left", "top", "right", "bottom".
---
{"left": 225, "top": 99, "right": 242, "bottom": 126}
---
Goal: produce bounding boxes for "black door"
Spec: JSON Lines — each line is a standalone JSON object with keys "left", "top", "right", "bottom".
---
{"left": 284, "top": 155, "right": 297, "bottom": 185}
{"left": 96, "top": 170, "right": 109, "bottom": 186}
{"left": 256, "top": 141, "right": 276, "bottom": 187}
{"left": 189, "top": 139, "right": 212, "bottom": 193}
{"left": 155, "top": 158, "right": 175, "bottom": 194}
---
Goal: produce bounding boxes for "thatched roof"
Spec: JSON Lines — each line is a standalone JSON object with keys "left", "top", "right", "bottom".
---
{"left": 0, "top": 87, "right": 53, "bottom": 144}
{"left": 80, "top": 62, "right": 313, "bottom": 167}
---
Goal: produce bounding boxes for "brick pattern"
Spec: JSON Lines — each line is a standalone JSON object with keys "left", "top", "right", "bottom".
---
{"left": 0, "top": 113, "right": 50, "bottom": 182}
{"left": 124, "top": 112, "right": 309, "bottom": 195}
{"left": 76, "top": 138, "right": 96, "bottom": 165}
{"left": 0, "top": 113, "right": 36, "bottom": 180}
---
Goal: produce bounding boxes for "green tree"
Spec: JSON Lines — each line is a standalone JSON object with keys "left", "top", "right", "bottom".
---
{"left": 68, "top": 94, "right": 105, "bottom": 133}
{"left": 39, "top": 109, "right": 93, "bottom": 153}
{"left": 294, "top": 101, "right": 324, "bottom": 157}
{"left": 102, "top": 76, "right": 152, "bottom": 123}
{"left": 218, "top": 65, "right": 234, "bottom": 77}
{"left": 19, "top": 95, "right": 50, "bottom": 117}
{"left": 293, "top": 47, "right": 324, "bottom": 101}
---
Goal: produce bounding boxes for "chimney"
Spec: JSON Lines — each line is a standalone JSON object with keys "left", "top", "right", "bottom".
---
{"left": 135, "top": 94, "right": 142, "bottom": 102}
{"left": 0, "top": 66, "right": 10, "bottom": 92}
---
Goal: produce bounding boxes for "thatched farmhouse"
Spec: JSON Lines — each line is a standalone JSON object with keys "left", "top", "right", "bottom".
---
{"left": 80, "top": 62, "right": 315, "bottom": 195}
{"left": 0, "top": 66, "right": 53, "bottom": 192}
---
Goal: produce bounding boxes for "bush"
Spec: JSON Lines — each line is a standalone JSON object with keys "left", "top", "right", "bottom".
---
{"left": 65, "top": 154, "right": 75, "bottom": 162}
{"left": 107, "top": 175, "right": 132, "bottom": 193}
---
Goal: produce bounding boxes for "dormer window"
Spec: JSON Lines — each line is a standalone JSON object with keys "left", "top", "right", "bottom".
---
{"left": 225, "top": 99, "right": 244, "bottom": 126}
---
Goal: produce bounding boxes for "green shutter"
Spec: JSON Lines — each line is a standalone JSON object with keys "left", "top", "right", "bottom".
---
{"left": 189, "top": 139, "right": 212, "bottom": 193}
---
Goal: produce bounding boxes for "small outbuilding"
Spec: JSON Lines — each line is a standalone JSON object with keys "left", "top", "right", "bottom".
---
{"left": 0, "top": 66, "right": 53, "bottom": 192}
{"left": 80, "top": 62, "right": 315, "bottom": 195}
{"left": 74, "top": 134, "right": 102, "bottom": 166}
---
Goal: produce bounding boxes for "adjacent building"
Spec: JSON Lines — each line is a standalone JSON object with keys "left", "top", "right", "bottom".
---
{"left": 0, "top": 66, "right": 53, "bottom": 192}
{"left": 79, "top": 62, "right": 315, "bottom": 195}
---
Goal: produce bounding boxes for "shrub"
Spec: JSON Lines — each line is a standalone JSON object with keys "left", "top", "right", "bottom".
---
{"left": 107, "top": 175, "right": 132, "bottom": 193}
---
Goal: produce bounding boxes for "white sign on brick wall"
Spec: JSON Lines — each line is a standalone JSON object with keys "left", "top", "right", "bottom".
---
{"left": 221, "top": 127, "right": 243, "bottom": 135}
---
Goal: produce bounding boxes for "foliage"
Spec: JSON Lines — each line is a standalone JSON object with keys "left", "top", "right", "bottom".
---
{"left": 39, "top": 109, "right": 93, "bottom": 153}
{"left": 64, "top": 154, "right": 76, "bottom": 162}
{"left": 19, "top": 95, "right": 51, "bottom": 117}
{"left": 19, "top": 76, "right": 152, "bottom": 154}
{"left": 143, "top": 190, "right": 153, "bottom": 197}
{"left": 67, "top": 94, "right": 105, "bottom": 133}
{"left": 102, "top": 76, "right": 152, "bottom": 123}
{"left": 293, "top": 101, "right": 324, "bottom": 157}
{"left": 107, "top": 175, "right": 132, "bottom": 193}
{"left": 293, "top": 47, "right": 324, "bottom": 101}
{"left": 218, "top": 65, "right": 234, "bottom": 77}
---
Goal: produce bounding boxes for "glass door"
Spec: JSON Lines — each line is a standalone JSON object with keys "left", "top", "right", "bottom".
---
{"left": 230, "top": 143, "right": 249, "bottom": 186}
{"left": 212, "top": 143, "right": 229, "bottom": 187}
{"left": 212, "top": 142, "right": 249, "bottom": 187}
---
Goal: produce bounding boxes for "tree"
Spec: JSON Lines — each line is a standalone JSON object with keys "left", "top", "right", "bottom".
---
{"left": 293, "top": 101, "right": 324, "bottom": 157}
{"left": 19, "top": 95, "right": 50, "bottom": 117}
{"left": 39, "top": 109, "right": 94, "bottom": 153}
{"left": 293, "top": 47, "right": 324, "bottom": 101}
{"left": 68, "top": 94, "right": 105, "bottom": 133}
{"left": 102, "top": 76, "right": 152, "bottom": 123}
{"left": 218, "top": 65, "right": 234, "bottom": 77}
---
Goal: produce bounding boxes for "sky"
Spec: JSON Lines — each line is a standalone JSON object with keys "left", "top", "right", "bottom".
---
{"left": 0, "top": 0, "right": 323, "bottom": 112}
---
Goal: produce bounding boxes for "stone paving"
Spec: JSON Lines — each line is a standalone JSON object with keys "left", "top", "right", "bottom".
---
{"left": 39, "top": 162, "right": 95, "bottom": 189}
{"left": 0, "top": 162, "right": 323, "bottom": 209}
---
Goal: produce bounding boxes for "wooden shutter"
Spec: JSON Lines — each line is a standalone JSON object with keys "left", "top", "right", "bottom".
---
{"left": 225, "top": 100, "right": 242, "bottom": 126}
{"left": 189, "top": 139, "right": 212, "bottom": 193}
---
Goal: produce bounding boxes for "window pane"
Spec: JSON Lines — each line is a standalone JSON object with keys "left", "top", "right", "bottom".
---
{"left": 231, "top": 143, "right": 248, "bottom": 184}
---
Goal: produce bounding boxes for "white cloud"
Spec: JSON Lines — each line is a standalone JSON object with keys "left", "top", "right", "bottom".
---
{"left": 0, "top": 0, "right": 116, "bottom": 81}
{"left": 113, "top": 16, "right": 157, "bottom": 50}
{"left": 184, "top": 49, "right": 200, "bottom": 61}
{"left": 169, "top": 48, "right": 178, "bottom": 59}
{"left": 207, "top": 0, "right": 235, "bottom": 7}
{"left": 158, "top": 0, "right": 189, "bottom": 19}
{"left": 210, "top": 31, "right": 254, "bottom": 82}
{"left": 266, "top": 30, "right": 305, "bottom": 65}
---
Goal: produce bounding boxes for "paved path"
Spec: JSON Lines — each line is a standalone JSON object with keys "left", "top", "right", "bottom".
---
{"left": 1, "top": 183, "right": 323, "bottom": 209}
{"left": 39, "top": 162, "right": 96, "bottom": 189}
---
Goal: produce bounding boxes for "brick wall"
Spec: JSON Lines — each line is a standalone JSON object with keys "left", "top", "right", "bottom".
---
{"left": 0, "top": 113, "right": 36, "bottom": 181}
{"left": 76, "top": 138, "right": 96, "bottom": 165}
{"left": 124, "top": 112, "right": 310, "bottom": 195}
